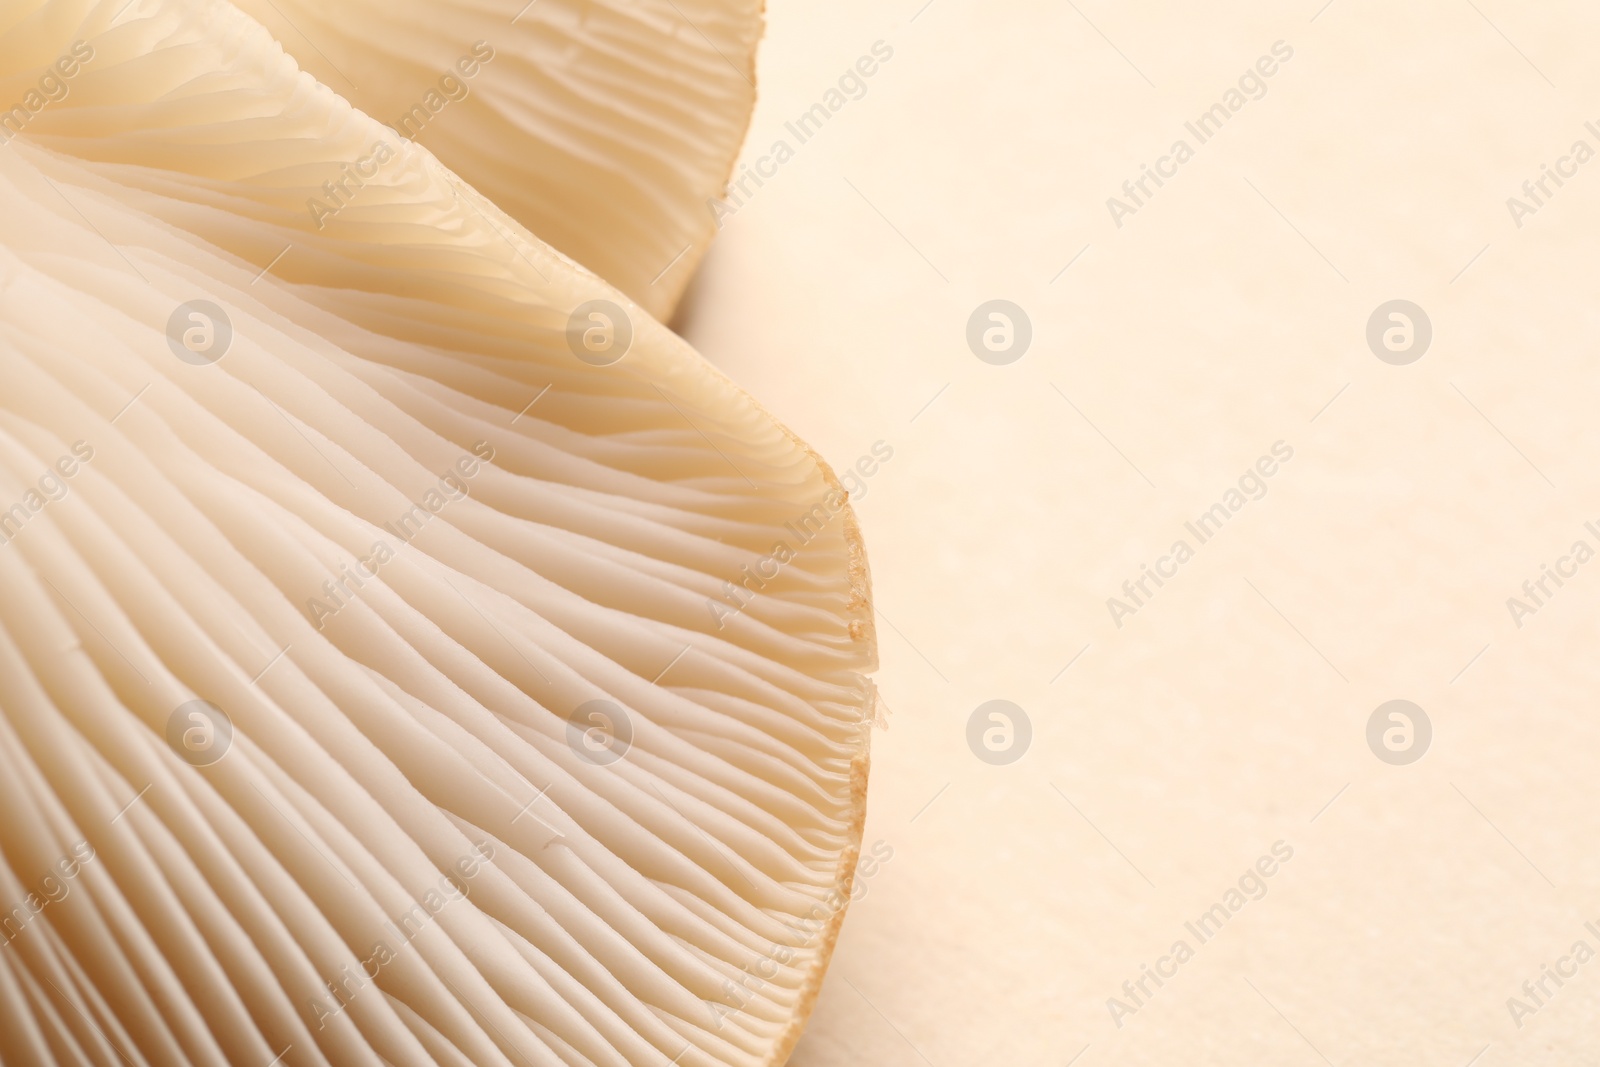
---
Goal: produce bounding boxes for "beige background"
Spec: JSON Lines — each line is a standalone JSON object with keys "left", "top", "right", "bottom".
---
{"left": 679, "top": 2, "right": 1600, "bottom": 1064}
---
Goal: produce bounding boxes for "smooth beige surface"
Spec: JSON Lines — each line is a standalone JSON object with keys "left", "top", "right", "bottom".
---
{"left": 682, "top": 2, "right": 1600, "bottom": 1064}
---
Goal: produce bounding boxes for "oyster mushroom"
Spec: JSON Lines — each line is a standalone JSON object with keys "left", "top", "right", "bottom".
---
{"left": 0, "top": 1, "right": 875, "bottom": 1064}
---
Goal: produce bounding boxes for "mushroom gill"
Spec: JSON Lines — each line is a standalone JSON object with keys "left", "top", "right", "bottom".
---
{"left": 229, "top": 0, "right": 764, "bottom": 319}
{"left": 0, "top": 2, "right": 875, "bottom": 1065}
